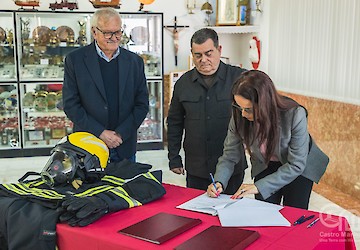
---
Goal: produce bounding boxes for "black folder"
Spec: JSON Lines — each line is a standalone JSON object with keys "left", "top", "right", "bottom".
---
{"left": 175, "top": 225, "right": 260, "bottom": 250}
{"left": 118, "top": 212, "right": 202, "bottom": 244}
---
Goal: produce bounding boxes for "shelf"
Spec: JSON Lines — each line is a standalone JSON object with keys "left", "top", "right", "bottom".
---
{"left": 0, "top": 44, "right": 14, "bottom": 48}
{"left": 22, "top": 110, "right": 66, "bottom": 116}
{"left": 206, "top": 25, "right": 260, "bottom": 34}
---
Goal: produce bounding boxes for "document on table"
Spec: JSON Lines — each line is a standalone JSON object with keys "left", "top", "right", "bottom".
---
{"left": 217, "top": 198, "right": 291, "bottom": 227}
{"left": 176, "top": 193, "right": 237, "bottom": 216}
{"left": 177, "top": 193, "right": 290, "bottom": 227}
{"left": 230, "top": 197, "right": 284, "bottom": 210}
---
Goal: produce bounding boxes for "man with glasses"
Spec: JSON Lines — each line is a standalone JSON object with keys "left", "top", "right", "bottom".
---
{"left": 63, "top": 8, "right": 149, "bottom": 163}
{"left": 167, "top": 28, "right": 247, "bottom": 193}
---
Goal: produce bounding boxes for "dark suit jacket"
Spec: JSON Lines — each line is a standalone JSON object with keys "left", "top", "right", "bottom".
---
{"left": 63, "top": 42, "right": 149, "bottom": 159}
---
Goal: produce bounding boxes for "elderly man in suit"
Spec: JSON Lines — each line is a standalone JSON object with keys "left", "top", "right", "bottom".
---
{"left": 63, "top": 7, "right": 149, "bottom": 162}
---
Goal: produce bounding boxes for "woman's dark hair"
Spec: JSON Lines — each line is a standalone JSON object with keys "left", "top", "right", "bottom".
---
{"left": 232, "top": 70, "right": 299, "bottom": 164}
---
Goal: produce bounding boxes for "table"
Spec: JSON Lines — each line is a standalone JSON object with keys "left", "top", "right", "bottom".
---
{"left": 57, "top": 184, "right": 356, "bottom": 250}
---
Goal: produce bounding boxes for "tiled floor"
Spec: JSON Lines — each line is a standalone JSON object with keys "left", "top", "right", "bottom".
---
{"left": 0, "top": 148, "right": 359, "bottom": 248}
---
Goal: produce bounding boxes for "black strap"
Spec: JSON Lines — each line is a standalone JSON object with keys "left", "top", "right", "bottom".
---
{"left": 18, "top": 171, "right": 41, "bottom": 183}
{"left": 308, "top": 134, "right": 313, "bottom": 153}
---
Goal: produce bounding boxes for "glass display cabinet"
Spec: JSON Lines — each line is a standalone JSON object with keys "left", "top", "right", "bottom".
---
{"left": 14, "top": 11, "right": 92, "bottom": 152}
{"left": 0, "top": 10, "right": 164, "bottom": 156}
{"left": 121, "top": 13, "right": 163, "bottom": 79}
{"left": 0, "top": 11, "right": 16, "bottom": 82}
{"left": 0, "top": 12, "right": 19, "bottom": 150}
{"left": 120, "top": 13, "right": 164, "bottom": 148}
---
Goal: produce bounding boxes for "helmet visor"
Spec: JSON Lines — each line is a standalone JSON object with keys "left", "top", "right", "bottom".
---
{"left": 41, "top": 150, "right": 77, "bottom": 186}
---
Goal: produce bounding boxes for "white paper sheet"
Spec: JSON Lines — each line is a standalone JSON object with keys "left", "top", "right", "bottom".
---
{"left": 176, "top": 192, "right": 237, "bottom": 216}
{"left": 217, "top": 198, "right": 291, "bottom": 227}
{"left": 218, "top": 207, "right": 290, "bottom": 227}
{"left": 232, "top": 197, "right": 284, "bottom": 210}
{"left": 177, "top": 194, "right": 290, "bottom": 226}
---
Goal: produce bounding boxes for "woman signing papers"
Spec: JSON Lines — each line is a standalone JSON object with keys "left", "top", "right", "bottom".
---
{"left": 207, "top": 70, "right": 329, "bottom": 209}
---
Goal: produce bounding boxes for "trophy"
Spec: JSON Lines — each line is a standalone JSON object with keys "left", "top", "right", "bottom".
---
{"left": 66, "top": 33, "right": 75, "bottom": 46}
{"left": 21, "top": 18, "right": 31, "bottom": 44}
{"left": 49, "top": 27, "right": 60, "bottom": 47}
{"left": 120, "top": 24, "right": 130, "bottom": 49}
{"left": 6, "top": 29, "right": 14, "bottom": 47}
{"left": 76, "top": 20, "right": 87, "bottom": 46}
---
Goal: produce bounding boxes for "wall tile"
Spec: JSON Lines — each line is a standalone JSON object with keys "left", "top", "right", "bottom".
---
{"left": 282, "top": 92, "right": 360, "bottom": 204}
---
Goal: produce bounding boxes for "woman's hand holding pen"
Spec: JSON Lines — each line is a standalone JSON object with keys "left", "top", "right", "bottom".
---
{"left": 231, "top": 184, "right": 259, "bottom": 199}
{"left": 206, "top": 182, "right": 223, "bottom": 197}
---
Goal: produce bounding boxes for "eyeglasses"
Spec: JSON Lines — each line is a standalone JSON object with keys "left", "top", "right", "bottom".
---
{"left": 232, "top": 103, "right": 253, "bottom": 114}
{"left": 95, "top": 27, "right": 123, "bottom": 39}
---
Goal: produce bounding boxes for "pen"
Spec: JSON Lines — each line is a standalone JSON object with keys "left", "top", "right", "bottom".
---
{"left": 299, "top": 215, "right": 315, "bottom": 224}
{"left": 209, "top": 173, "right": 218, "bottom": 196}
{"left": 293, "top": 215, "right": 305, "bottom": 225}
{"left": 307, "top": 218, "right": 320, "bottom": 228}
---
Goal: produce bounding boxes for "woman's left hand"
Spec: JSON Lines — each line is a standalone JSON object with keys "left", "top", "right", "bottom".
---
{"left": 231, "top": 184, "right": 259, "bottom": 199}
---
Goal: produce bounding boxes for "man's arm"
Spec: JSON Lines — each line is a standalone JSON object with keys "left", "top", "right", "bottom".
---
{"left": 167, "top": 81, "right": 185, "bottom": 171}
{"left": 63, "top": 53, "right": 105, "bottom": 137}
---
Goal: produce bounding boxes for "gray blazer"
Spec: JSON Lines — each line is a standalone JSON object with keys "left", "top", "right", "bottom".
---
{"left": 214, "top": 106, "right": 329, "bottom": 199}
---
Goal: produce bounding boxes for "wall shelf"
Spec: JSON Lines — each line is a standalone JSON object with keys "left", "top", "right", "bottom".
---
{"left": 206, "top": 25, "right": 259, "bottom": 34}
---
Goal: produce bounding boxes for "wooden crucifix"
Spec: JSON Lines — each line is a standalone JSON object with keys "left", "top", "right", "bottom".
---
{"left": 164, "top": 16, "right": 189, "bottom": 66}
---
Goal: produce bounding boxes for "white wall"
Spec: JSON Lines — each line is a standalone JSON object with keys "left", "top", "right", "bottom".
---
{"left": 258, "top": 0, "right": 360, "bottom": 105}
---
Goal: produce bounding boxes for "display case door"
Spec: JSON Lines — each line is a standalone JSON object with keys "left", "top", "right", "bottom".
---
{"left": 138, "top": 80, "right": 163, "bottom": 144}
{"left": 20, "top": 82, "right": 72, "bottom": 148}
{"left": 15, "top": 11, "right": 93, "bottom": 82}
{"left": 0, "top": 11, "right": 17, "bottom": 82}
{"left": 0, "top": 83, "right": 20, "bottom": 149}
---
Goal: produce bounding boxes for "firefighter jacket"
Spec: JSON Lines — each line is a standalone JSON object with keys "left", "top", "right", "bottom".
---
{"left": 0, "top": 160, "right": 166, "bottom": 250}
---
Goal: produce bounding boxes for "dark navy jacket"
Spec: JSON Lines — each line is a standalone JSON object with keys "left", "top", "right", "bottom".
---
{"left": 63, "top": 42, "right": 149, "bottom": 159}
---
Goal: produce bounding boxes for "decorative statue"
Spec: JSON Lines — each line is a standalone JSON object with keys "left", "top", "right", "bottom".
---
{"left": 6, "top": 29, "right": 14, "bottom": 47}
{"left": 21, "top": 18, "right": 31, "bottom": 43}
{"left": 49, "top": 27, "right": 60, "bottom": 47}
{"left": 76, "top": 20, "right": 87, "bottom": 46}
{"left": 119, "top": 24, "right": 129, "bottom": 49}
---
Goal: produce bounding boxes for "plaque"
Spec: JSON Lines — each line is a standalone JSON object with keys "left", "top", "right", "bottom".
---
{"left": 28, "top": 129, "right": 45, "bottom": 141}
{"left": 55, "top": 26, "right": 74, "bottom": 42}
{"left": 32, "top": 26, "right": 51, "bottom": 46}
{"left": 51, "top": 127, "right": 66, "bottom": 139}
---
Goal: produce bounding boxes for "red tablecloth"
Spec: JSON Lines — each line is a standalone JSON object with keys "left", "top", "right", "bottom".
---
{"left": 57, "top": 184, "right": 356, "bottom": 250}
